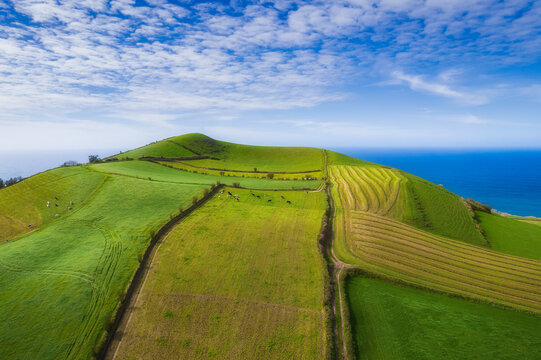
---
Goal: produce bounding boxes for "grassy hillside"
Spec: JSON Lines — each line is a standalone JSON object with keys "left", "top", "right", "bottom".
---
{"left": 400, "top": 172, "right": 486, "bottom": 246}
{"left": 114, "top": 133, "right": 324, "bottom": 173}
{"left": 346, "top": 276, "right": 541, "bottom": 360}
{"left": 89, "top": 161, "right": 321, "bottom": 190}
{"left": 477, "top": 212, "right": 541, "bottom": 261}
{"left": 115, "top": 139, "right": 196, "bottom": 159}
{"left": 157, "top": 160, "right": 322, "bottom": 180}
{"left": 114, "top": 188, "right": 329, "bottom": 359}
{"left": 0, "top": 166, "right": 106, "bottom": 242}
{"left": 0, "top": 176, "right": 208, "bottom": 359}
{"left": 339, "top": 211, "right": 541, "bottom": 313}
{"left": 329, "top": 165, "right": 486, "bottom": 247}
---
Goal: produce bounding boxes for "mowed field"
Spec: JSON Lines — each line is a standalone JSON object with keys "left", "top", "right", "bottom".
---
{"left": 0, "top": 173, "right": 208, "bottom": 359}
{"left": 113, "top": 188, "right": 329, "bottom": 360}
{"left": 90, "top": 161, "right": 321, "bottom": 190}
{"left": 346, "top": 276, "right": 541, "bottom": 360}
{"left": 329, "top": 165, "right": 541, "bottom": 313}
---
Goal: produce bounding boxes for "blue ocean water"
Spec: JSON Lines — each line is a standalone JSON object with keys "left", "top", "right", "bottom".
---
{"left": 333, "top": 149, "right": 541, "bottom": 218}
{"left": 0, "top": 149, "right": 120, "bottom": 180}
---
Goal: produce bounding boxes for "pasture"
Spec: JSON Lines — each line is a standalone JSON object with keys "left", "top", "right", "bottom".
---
{"left": 0, "top": 166, "right": 106, "bottom": 242}
{"left": 477, "top": 212, "right": 541, "bottom": 261}
{"left": 0, "top": 175, "right": 208, "bottom": 359}
{"left": 113, "top": 188, "right": 330, "bottom": 360}
{"left": 346, "top": 276, "right": 541, "bottom": 360}
{"left": 157, "top": 160, "right": 323, "bottom": 180}
{"left": 89, "top": 161, "right": 321, "bottom": 190}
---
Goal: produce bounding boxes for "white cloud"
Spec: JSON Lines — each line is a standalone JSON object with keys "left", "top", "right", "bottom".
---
{"left": 392, "top": 71, "right": 489, "bottom": 105}
{"left": 0, "top": 0, "right": 540, "bottom": 149}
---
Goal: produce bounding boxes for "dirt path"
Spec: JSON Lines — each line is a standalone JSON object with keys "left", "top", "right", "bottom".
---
{"left": 322, "top": 149, "right": 350, "bottom": 360}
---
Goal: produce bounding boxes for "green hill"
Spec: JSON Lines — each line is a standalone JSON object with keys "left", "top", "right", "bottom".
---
{"left": 0, "top": 133, "right": 539, "bottom": 360}
{"left": 115, "top": 133, "right": 324, "bottom": 173}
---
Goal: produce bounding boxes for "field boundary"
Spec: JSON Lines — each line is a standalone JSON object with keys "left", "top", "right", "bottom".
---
{"left": 97, "top": 183, "right": 224, "bottom": 360}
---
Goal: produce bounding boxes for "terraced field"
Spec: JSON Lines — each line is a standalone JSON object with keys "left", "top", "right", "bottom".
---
{"left": 329, "top": 164, "right": 541, "bottom": 314}
{"left": 346, "top": 211, "right": 541, "bottom": 313}
{"left": 329, "top": 165, "right": 402, "bottom": 215}
{"left": 112, "top": 189, "right": 329, "bottom": 359}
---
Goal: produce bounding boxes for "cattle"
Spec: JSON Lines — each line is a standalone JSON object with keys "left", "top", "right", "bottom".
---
{"left": 55, "top": 214, "right": 60, "bottom": 218}
{"left": 218, "top": 195, "right": 221, "bottom": 199}
{"left": 267, "top": 199, "right": 272, "bottom": 202}
{"left": 68, "top": 207, "right": 72, "bottom": 210}
{"left": 227, "top": 191, "right": 232, "bottom": 196}
{"left": 70, "top": 201, "right": 73, "bottom": 205}
{"left": 286, "top": 200, "right": 291, "bottom": 204}
{"left": 55, "top": 204, "right": 58, "bottom": 207}
{"left": 251, "top": 193, "right": 255, "bottom": 197}
{"left": 256, "top": 195, "right": 260, "bottom": 199}
{"left": 280, "top": 195, "right": 285, "bottom": 199}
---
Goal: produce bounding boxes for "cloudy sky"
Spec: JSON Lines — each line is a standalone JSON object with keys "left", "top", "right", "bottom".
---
{"left": 1, "top": 0, "right": 540, "bottom": 150}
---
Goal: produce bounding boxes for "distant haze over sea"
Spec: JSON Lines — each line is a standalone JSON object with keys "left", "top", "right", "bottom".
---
{"left": 335, "top": 149, "right": 541, "bottom": 218}
{"left": 1, "top": 148, "right": 539, "bottom": 218}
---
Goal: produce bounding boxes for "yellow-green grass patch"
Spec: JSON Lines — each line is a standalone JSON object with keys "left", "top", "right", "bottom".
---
{"left": 340, "top": 211, "right": 541, "bottom": 313}
{"left": 115, "top": 188, "right": 329, "bottom": 359}
{"left": 89, "top": 160, "right": 321, "bottom": 190}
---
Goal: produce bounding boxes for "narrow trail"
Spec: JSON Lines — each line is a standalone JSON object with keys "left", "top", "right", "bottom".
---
{"left": 322, "top": 150, "right": 351, "bottom": 360}
{"left": 105, "top": 192, "right": 225, "bottom": 360}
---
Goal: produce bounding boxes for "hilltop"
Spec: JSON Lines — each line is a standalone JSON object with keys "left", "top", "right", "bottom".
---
{"left": 0, "top": 134, "right": 539, "bottom": 360}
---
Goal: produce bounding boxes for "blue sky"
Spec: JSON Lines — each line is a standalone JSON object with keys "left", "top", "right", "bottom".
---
{"left": 0, "top": 0, "right": 540, "bottom": 150}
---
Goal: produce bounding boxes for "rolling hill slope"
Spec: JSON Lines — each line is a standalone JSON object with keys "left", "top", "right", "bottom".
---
{"left": 0, "top": 133, "right": 539, "bottom": 360}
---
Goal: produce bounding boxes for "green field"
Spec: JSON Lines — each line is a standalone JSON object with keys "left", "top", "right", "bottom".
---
{"left": 1, "top": 133, "right": 540, "bottom": 360}
{"left": 0, "top": 175, "right": 208, "bottom": 359}
{"left": 477, "top": 212, "right": 541, "bottom": 261}
{"left": 114, "top": 188, "right": 329, "bottom": 359}
{"left": 346, "top": 276, "right": 541, "bottom": 360}
{"left": 113, "top": 139, "right": 196, "bottom": 159}
{"left": 113, "top": 133, "right": 324, "bottom": 172}
{"left": 89, "top": 161, "right": 321, "bottom": 190}
{"left": 157, "top": 160, "right": 323, "bottom": 180}
{"left": 0, "top": 166, "right": 106, "bottom": 242}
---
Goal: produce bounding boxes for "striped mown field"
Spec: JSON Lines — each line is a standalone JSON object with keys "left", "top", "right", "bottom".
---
{"left": 329, "top": 165, "right": 402, "bottom": 216}
{"left": 347, "top": 211, "right": 541, "bottom": 313}
{"left": 330, "top": 165, "right": 541, "bottom": 314}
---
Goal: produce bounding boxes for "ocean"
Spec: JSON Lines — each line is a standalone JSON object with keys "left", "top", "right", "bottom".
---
{"left": 1, "top": 149, "right": 539, "bottom": 218}
{"left": 334, "top": 149, "right": 541, "bottom": 218}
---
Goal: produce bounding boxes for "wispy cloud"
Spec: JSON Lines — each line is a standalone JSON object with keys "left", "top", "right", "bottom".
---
{"left": 392, "top": 71, "right": 489, "bottom": 105}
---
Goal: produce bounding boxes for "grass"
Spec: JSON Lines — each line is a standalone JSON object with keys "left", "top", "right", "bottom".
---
{"left": 114, "top": 188, "right": 330, "bottom": 359}
{"left": 346, "top": 276, "right": 541, "bottom": 360}
{"left": 113, "top": 139, "right": 196, "bottom": 159}
{"left": 89, "top": 160, "right": 321, "bottom": 190}
{"left": 400, "top": 172, "right": 486, "bottom": 246}
{"left": 477, "top": 212, "right": 541, "bottom": 261}
{"left": 157, "top": 160, "right": 323, "bottom": 180}
{"left": 113, "top": 133, "right": 325, "bottom": 173}
{"left": 0, "top": 166, "right": 106, "bottom": 242}
{"left": 338, "top": 211, "right": 541, "bottom": 313}
{"left": 0, "top": 175, "right": 208, "bottom": 359}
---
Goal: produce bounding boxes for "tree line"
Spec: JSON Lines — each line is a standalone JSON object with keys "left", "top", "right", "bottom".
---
{"left": 0, "top": 176, "right": 23, "bottom": 188}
